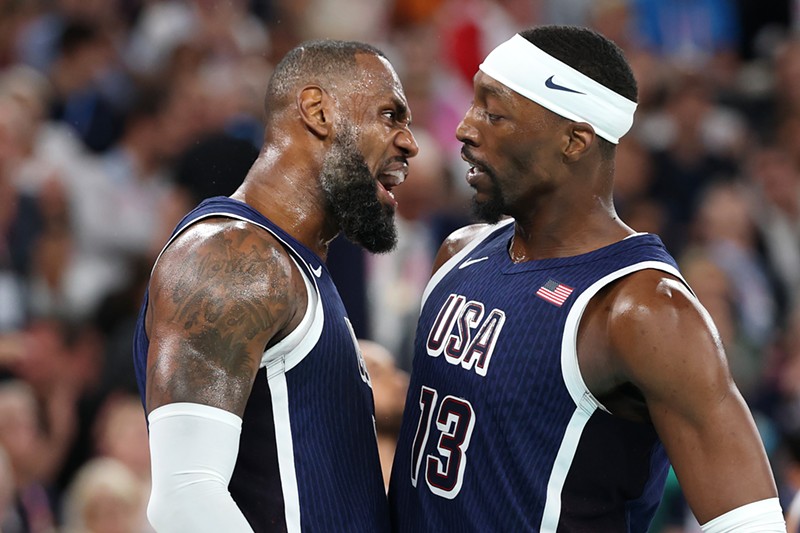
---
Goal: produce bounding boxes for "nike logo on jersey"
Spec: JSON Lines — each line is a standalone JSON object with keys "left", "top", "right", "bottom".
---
{"left": 311, "top": 264, "right": 323, "bottom": 278}
{"left": 458, "top": 257, "right": 488, "bottom": 269}
{"left": 545, "top": 75, "right": 585, "bottom": 95}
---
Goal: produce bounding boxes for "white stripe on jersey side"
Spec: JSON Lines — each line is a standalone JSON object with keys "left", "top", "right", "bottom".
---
{"left": 262, "top": 253, "right": 323, "bottom": 371}
{"left": 539, "top": 259, "right": 687, "bottom": 532}
{"left": 154, "top": 210, "right": 327, "bottom": 533}
{"left": 262, "top": 255, "right": 324, "bottom": 533}
{"left": 266, "top": 366, "right": 302, "bottom": 533}
{"left": 420, "top": 218, "right": 514, "bottom": 310}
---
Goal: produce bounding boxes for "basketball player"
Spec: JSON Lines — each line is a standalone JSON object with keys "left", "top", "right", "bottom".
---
{"left": 388, "top": 26, "right": 784, "bottom": 532}
{"left": 133, "top": 40, "right": 418, "bottom": 532}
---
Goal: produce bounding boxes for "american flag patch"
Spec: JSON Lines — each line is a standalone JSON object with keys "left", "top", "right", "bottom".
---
{"left": 536, "top": 279, "right": 574, "bottom": 307}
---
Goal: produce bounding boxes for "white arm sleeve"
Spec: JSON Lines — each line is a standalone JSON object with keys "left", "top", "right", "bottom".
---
{"left": 700, "top": 497, "right": 786, "bottom": 533}
{"left": 147, "top": 402, "right": 255, "bottom": 533}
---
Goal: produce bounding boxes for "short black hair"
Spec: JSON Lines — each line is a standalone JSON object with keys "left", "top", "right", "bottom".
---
{"left": 519, "top": 25, "right": 637, "bottom": 159}
{"left": 264, "top": 39, "right": 387, "bottom": 123}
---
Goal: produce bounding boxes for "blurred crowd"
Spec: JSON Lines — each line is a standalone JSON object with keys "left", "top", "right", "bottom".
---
{"left": 1, "top": 0, "right": 800, "bottom": 531}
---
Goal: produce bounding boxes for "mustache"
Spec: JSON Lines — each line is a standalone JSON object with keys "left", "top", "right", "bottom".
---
{"left": 381, "top": 155, "right": 409, "bottom": 168}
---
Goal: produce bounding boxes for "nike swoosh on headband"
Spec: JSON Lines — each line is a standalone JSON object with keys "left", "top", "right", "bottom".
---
{"left": 544, "top": 75, "right": 585, "bottom": 95}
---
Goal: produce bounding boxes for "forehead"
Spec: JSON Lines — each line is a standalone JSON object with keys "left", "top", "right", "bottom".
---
{"left": 352, "top": 53, "right": 406, "bottom": 101}
{"left": 473, "top": 70, "right": 554, "bottom": 120}
{"left": 473, "top": 70, "right": 523, "bottom": 105}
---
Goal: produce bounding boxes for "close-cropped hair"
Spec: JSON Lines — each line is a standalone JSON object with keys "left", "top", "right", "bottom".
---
{"left": 264, "top": 39, "right": 386, "bottom": 122}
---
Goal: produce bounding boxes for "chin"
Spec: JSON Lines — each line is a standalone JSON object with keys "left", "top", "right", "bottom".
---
{"left": 471, "top": 198, "right": 505, "bottom": 224}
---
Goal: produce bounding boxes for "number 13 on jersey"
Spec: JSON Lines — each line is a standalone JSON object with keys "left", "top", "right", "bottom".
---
{"left": 410, "top": 386, "right": 476, "bottom": 499}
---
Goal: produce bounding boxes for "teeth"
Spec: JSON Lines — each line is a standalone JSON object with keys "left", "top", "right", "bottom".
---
{"left": 381, "top": 170, "right": 406, "bottom": 186}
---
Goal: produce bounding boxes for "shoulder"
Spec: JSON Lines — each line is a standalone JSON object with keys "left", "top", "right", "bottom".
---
{"left": 599, "top": 268, "right": 726, "bottom": 389}
{"left": 431, "top": 223, "right": 495, "bottom": 274}
{"left": 605, "top": 269, "right": 700, "bottom": 335}
{"left": 148, "top": 218, "right": 303, "bottom": 333}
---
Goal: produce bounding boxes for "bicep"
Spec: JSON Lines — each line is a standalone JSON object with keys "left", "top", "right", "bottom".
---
{"left": 610, "top": 277, "right": 776, "bottom": 523}
{"left": 145, "top": 226, "right": 297, "bottom": 417}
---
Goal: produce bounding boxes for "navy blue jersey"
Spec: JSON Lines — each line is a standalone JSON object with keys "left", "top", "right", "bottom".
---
{"left": 389, "top": 220, "right": 686, "bottom": 532}
{"left": 133, "top": 197, "right": 388, "bottom": 532}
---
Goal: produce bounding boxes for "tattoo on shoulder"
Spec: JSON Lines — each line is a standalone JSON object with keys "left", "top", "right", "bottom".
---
{"left": 151, "top": 229, "right": 295, "bottom": 408}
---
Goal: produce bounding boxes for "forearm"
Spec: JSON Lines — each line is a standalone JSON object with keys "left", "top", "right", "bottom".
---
{"left": 147, "top": 402, "right": 254, "bottom": 532}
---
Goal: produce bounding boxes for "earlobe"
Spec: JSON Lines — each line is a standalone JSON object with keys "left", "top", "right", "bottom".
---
{"left": 298, "top": 86, "right": 332, "bottom": 138}
{"left": 564, "top": 123, "right": 594, "bottom": 162}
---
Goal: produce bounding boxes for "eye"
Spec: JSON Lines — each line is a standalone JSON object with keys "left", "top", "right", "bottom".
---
{"left": 487, "top": 113, "right": 503, "bottom": 123}
{"left": 382, "top": 110, "right": 397, "bottom": 121}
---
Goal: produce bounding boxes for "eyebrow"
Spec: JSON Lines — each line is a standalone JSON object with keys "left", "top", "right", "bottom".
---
{"left": 393, "top": 96, "right": 412, "bottom": 125}
{"left": 478, "top": 81, "right": 514, "bottom": 101}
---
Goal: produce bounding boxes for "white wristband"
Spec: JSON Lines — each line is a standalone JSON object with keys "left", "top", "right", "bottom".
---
{"left": 147, "top": 402, "right": 254, "bottom": 533}
{"left": 700, "top": 497, "right": 786, "bottom": 533}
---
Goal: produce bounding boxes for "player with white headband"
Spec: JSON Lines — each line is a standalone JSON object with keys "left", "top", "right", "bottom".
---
{"left": 389, "top": 25, "right": 784, "bottom": 532}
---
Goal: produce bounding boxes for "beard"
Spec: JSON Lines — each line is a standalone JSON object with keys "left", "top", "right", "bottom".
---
{"left": 320, "top": 124, "right": 397, "bottom": 253}
{"left": 470, "top": 166, "right": 507, "bottom": 224}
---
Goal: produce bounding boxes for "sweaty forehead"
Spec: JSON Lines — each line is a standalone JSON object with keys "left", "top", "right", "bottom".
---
{"left": 351, "top": 53, "right": 405, "bottom": 99}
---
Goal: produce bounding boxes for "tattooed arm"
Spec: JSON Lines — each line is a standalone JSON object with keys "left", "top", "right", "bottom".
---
{"left": 145, "top": 219, "right": 305, "bottom": 415}
{"left": 143, "top": 219, "right": 306, "bottom": 532}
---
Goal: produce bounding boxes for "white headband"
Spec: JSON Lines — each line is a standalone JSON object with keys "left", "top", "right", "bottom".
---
{"left": 478, "top": 34, "right": 636, "bottom": 144}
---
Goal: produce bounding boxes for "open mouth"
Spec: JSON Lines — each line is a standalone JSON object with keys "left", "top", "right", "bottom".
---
{"left": 461, "top": 150, "right": 489, "bottom": 185}
{"left": 376, "top": 162, "right": 408, "bottom": 207}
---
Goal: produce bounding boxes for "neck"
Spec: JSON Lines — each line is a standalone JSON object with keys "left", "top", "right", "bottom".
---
{"left": 231, "top": 146, "right": 338, "bottom": 261}
{"left": 508, "top": 164, "right": 633, "bottom": 262}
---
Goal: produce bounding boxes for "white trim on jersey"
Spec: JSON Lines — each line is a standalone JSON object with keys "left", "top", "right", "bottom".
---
{"left": 153, "top": 209, "right": 326, "bottom": 372}
{"left": 265, "top": 365, "right": 302, "bottom": 533}
{"left": 260, "top": 252, "right": 324, "bottom": 533}
{"left": 151, "top": 209, "right": 328, "bottom": 533}
{"left": 261, "top": 252, "right": 323, "bottom": 371}
{"left": 538, "top": 259, "right": 687, "bottom": 531}
{"left": 420, "top": 219, "right": 514, "bottom": 310}
{"left": 560, "top": 260, "right": 686, "bottom": 410}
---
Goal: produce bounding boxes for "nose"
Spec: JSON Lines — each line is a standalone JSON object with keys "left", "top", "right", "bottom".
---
{"left": 396, "top": 127, "right": 419, "bottom": 158}
{"left": 456, "top": 107, "right": 478, "bottom": 146}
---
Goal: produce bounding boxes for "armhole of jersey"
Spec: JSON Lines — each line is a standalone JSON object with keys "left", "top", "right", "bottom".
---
{"left": 261, "top": 254, "right": 323, "bottom": 371}
{"left": 151, "top": 210, "right": 324, "bottom": 373}
{"left": 149, "top": 212, "right": 228, "bottom": 275}
{"left": 560, "top": 260, "right": 689, "bottom": 414}
{"left": 419, "top": 218, "right": 514, "bottom": 310}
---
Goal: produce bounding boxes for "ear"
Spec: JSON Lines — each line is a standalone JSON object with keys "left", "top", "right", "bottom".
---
{"left": 297, "top": 86, "right": 333, "bottom": 138}
{"left": 563, "top": 122, "right": 595, "bottom": 162}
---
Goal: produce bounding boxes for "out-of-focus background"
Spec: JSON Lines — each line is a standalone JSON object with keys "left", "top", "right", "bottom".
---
{"left": 0, "top": 0, "right": 799, "bottom": 531}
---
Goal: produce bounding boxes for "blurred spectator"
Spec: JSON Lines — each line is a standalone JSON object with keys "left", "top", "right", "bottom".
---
{"left": 746, "top": 145, "right": 800, "bottom": 313}
{"left": 60, "top": 458, "right": 150, "bottom": 533}
{"left": 126, "top": 0, "right": 268, "bottom": 78}
{"left": 631, "top": 0, "right": 741, "bottom": 87}
{"left": 0, "top": 97, "right": 35, "bottom": 332}
{"left": 47, "top": 18, "right": 121, "bottom": 153}
{"left": 636, "top": 71, "right": 745, "bottom": 253}
{"left": 91, "top": 393, "right": 150, "bottom": 483}
{"left": 0, "top": 380, "right": 58, "bottom": 533}
{"left": 588, "top": 0, "right": 637, "bottom": 53}
{"left": 682, "top": 181, "right": 779, "bottom": 398}
{"left": 358, "top": 339, "right": 409, "bottom": 491}
{"left": 0, "top": 444, "right": 14, "bottom": 530}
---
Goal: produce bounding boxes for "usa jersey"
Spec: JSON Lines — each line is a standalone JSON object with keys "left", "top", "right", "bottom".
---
{"left": 389, "top": 219, "right": 686, "bottom": 532}
{"left": 133, "top": 197, "right": 388, "bottom": 532}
